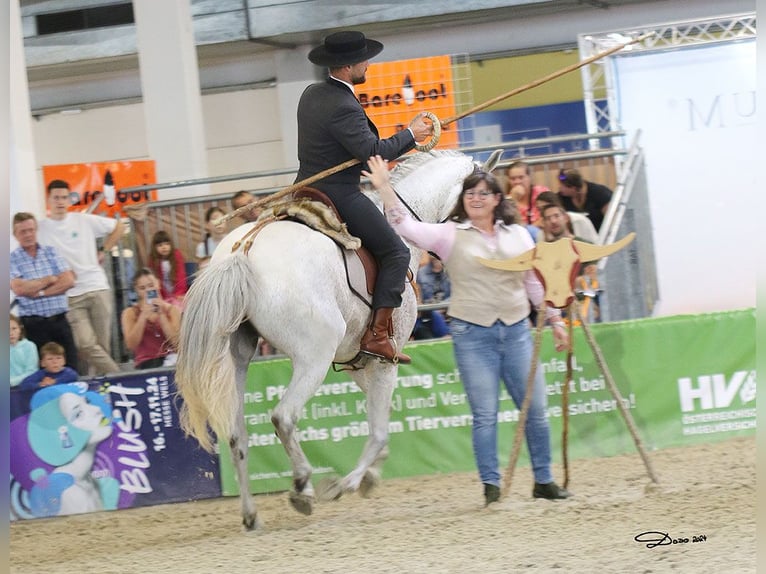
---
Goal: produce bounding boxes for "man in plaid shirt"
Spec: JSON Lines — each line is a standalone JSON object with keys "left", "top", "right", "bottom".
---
{"left": 10, "top": 212, "right": 78, "bottom": 370}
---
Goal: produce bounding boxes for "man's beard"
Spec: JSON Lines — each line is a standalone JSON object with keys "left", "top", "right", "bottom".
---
{"left": 550, "top": 228, "right": 566, "bottom": 240}
{"left": 351, "top": 72, "right": 367, "bottom": 85}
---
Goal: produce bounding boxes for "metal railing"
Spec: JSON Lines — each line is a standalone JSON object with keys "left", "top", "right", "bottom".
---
{"left": 595, "top": 130, "right": 659, "bottom": 321}
{"left": 103, "top": 131, "right": 655, "bottom": 365}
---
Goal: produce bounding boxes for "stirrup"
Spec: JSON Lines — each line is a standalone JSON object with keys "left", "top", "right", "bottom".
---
{"left": 358, "top": 347, "right": 399, "bottom": 364}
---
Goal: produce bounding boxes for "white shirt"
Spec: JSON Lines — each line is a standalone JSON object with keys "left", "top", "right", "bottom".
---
{"left": 37, "top": 212, "right": 117, "bottom": 296}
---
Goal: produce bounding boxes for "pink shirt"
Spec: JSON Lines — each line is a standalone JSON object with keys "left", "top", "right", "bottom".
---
{"left": 130, "top": 307, "right": 174, "bottom": 366}
{"left": 386, "top": 203, "right": 560, "bottom": 322}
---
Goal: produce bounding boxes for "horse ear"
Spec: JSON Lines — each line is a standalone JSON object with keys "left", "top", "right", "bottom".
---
{"left": 481, "top": 149, "right": 503, "bottom": 173}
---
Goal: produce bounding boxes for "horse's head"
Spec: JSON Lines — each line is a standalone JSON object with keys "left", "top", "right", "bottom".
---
{"left": 388, "top": 150, "right": 477, "bottom": 223}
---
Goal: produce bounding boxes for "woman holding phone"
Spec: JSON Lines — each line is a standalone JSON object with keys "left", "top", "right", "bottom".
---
{"left": 121, "top": 268, "right": 181, "bottom": 370}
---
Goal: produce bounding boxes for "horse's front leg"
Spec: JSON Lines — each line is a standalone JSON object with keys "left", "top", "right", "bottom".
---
{"left": 333, "top": 363, "right": 396, "bottom": 496}
{"left": 270, "top": 357, "right": 333, "bottom": 515}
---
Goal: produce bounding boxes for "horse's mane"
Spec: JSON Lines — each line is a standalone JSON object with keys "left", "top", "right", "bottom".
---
{"left": 389, "top": 150, "right": 471, "bottom": 187}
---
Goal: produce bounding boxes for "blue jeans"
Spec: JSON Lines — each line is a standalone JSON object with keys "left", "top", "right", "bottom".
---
{"left": 450, "top": 317, "right": 553, "bottom": 486}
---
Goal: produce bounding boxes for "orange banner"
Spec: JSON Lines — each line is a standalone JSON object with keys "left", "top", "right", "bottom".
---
{"left": 42, "top": 160, "right": 157, "bottom": 218}
{"left": 359, "top": 55, "right": 460, "bottom": 149}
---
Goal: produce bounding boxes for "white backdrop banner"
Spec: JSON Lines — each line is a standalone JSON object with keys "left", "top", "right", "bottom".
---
{"left": 614, "top": 40, "right": 755, "bottom": 316}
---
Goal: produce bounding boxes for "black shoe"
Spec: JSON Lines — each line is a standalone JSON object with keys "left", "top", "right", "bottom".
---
{"left": 484, "top": 483, "right": 500, "bottom": 506}
{"left": 533, "top": 482, "right": 571, "bottom": 500}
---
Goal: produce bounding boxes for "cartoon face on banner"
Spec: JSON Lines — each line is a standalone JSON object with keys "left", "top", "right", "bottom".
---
{"left": 42, "top": 160, "right": 157, "bottom": 218}
{"left": 359, "top": 55, "right": 461, "bottom": 149}
{"left": 9, "top": 383, "right": 132, "bottom": 518}
{"left": 10, "top": 374, "right": 222, "bottom": 521}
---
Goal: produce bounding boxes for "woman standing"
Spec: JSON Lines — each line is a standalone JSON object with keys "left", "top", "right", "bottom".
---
{"left": 363, "top": 155, "right": 571, "bottom": 505}
{"left": 121, "top": 268, "right": 181, "bottom": 370}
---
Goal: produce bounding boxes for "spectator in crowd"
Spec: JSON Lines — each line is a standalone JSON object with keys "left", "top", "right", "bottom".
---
{"left": 535, "top": 191, "right": 598, "bottom": 244}
{"left": 196, "top": 206, "right": 228, "bottom": 260}
{"left": 417, "top": 254, "right": 452, "bottom": 304}
{"left": 20, "top": 342, "right": 80, "bottom": 392}
{"left": 557, "top": 168, "right": 613, "bottom": 232}
{"left": 10, "top": 212, "right": 78, "bottom": 369}
{"left": 494, "top": 168, "right": 539, "bottom": 243}
{"left": 148, "top": 230, "right": 188, "bottom": 308}
{"left": 10, "top": 313, "right": 39, "bottom": 387}
{"left": 411, "top": 311, "right": 449, "bottom": 340}
{"left": 121, "top": 268, "right": 181, "bottom": 370}
{"left": 540, "top": 203, "right": 601, "bottom": 323}
{"left": 540, "top": 204, "right": 597, "bottom": 266}
{"left": 37, "top": 180, "right": 125, "bottom": 376}
{"left": 506, "top": 160, "right": 549, "bottom": 226}
{"left": 231, "top": 190, "right": 262, "bottom": 225}
{"left": 410, "top": 284, "right": 450, "bottom": 341}
{"left": 364, "top": 154, "right": 570, "bottom": 505}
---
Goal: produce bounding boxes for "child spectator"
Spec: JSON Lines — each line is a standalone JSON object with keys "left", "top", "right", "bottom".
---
{"left": 148, "top": 230, "right": 188, "bottom": 308}
{"left": 10, "top": 313, "right": 39, "bottom": 387}
{"left": 20, "top": 342, "right": 80, "bottom": 391}
{"left": 121, "top": 268, "right": 181, "bottom": 370}
{"left": 195, "top": 206, "right": 228, "bottom": 260}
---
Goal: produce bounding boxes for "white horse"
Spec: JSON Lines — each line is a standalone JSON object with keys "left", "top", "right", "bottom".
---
{"left": 175, "top": 150, "right": 491, "bottom": 530}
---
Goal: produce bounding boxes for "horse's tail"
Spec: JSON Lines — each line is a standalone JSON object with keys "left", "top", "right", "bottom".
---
{"left": 175, "top": 253, "right": 255, "bottom": 452}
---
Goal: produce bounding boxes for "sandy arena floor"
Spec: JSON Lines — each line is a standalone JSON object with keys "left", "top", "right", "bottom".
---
{"left": 10, "top": 435, "right": 755, "bottom": 574}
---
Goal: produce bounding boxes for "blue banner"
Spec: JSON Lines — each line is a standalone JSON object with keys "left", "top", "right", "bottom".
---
{"left": 10, "top": 371, "right": 221, "bottom": 520}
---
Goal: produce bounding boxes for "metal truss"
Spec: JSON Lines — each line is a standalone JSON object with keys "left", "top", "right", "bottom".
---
{"left": 578, "top": 12, "right": 756, "bottom": 145}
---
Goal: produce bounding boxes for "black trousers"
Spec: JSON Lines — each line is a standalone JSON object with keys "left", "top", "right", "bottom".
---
{"left": 321, "top": 187, "right": 410, "bottom": 309}
{"left": 21, "top": 313, "right": 79, "bottom": 370}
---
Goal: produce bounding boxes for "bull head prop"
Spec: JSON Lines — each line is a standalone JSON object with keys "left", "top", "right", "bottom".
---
{"left": 477, "top": 233, "right": 636, "bottom": 309}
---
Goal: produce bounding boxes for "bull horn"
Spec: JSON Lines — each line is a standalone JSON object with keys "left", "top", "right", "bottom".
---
{"left": 573, "top": 232, "right": 636, "bottom": 262}
{"left": 477, "top": 247, "right": 535, "bottom": 272}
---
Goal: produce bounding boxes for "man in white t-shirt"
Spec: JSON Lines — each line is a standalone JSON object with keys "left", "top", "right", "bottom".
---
{"left": 37, "top": 180, "right": 126, "bottom": 375}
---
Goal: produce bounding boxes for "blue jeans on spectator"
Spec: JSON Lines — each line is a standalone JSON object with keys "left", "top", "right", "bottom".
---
{"left": 450, "top": 317, "right": 552, "bottom": 487}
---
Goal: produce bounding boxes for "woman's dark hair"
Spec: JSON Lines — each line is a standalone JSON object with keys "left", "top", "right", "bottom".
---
{"left": 448, "top": 171, "right": 518, "bottom": 225}
{"left": 559, "top": 168, "right": 583, "bottom": 189}
{"left": 149, "top": 230, "right": 178, "bottom": 284}
{"left": 201, "top": 206, "right": 225, "bottom": 257}
{"left": 132, "top": 267, "right": 156, "bottom": 288}
{"left": 204, "top": 206, "right": 224, "bottom": 223}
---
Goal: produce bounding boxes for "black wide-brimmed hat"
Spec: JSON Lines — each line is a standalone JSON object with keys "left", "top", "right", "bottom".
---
{"left": 308, "top": 31, "right": 384, "bottom": 67}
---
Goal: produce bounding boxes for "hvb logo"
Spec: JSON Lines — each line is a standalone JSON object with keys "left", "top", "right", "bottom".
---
{"left": 677, "top": 370, "right": 756, "bottom": 412}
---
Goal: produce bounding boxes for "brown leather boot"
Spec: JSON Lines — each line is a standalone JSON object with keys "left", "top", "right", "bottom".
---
{"left": 360, "top": 307, "right": 411, "bottom": 364}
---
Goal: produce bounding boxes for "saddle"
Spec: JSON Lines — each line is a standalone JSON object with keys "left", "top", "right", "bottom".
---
{"left": 231, "top": 187, "right": 378, "bottom": 306}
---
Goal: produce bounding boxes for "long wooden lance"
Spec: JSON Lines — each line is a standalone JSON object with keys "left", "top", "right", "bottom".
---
{"left": 217, "top": 32, "right": 654, "bottom": 226}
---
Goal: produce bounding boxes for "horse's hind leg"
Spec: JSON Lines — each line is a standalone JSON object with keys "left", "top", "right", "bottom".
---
{"left": 229, "top": 323, "right": 260, "bottom": 531}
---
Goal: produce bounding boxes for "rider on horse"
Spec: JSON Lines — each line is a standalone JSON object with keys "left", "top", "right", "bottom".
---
{"left": 296, "top": 31, "right": 434, "bottom": 364}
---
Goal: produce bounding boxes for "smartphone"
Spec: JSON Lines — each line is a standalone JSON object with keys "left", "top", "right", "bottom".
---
{"left": 146, "top": 289, "right": 158, "bottom": 306}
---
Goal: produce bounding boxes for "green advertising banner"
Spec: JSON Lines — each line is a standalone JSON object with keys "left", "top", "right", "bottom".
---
{"left": 219, "top": 309, "right": 755, "bottom": 495}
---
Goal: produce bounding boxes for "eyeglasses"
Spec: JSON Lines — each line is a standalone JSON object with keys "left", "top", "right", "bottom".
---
{"left": 464, "top": 190, "right": 495, "bottom": 199}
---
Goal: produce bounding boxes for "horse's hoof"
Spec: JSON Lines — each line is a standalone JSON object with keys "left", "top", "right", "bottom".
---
{"left": 358, "top": 472, "right": 380, "bottom": 498}
{"left": 288, "top": 491, "right": 314, "bottom": 515}
{"left": 242, "top": 513, "right": 261, "bottom": 531}
{"left": 316, "top": 476, "right": 344, "bottom": 502}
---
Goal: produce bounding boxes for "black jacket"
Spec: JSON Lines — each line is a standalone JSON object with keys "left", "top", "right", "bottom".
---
{"left": 295, "top": 77, "right": 416, "bottom": 193}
